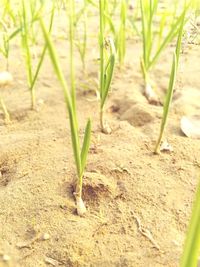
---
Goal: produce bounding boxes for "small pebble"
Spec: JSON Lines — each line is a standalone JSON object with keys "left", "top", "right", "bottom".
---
{"left": 172, "top": 240, "right": 180, "bottom": 247}
{"left": 42, "top": 233, "right": 50, "bottom": 240}
{"left": 2, "top": 254, "right": 10, "bottom": 262}
{"left": 38, "top": 99, "right": 44, "bottom": 105}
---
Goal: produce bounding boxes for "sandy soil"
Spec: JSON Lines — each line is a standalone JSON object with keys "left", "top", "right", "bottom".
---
{"left": 0, "top": 6, "right": 200, "bottom": 267}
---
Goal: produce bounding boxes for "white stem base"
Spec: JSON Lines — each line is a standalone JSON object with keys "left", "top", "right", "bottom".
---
{"left": 145, "top": 83, "right": 160, "bottom": 105}
{"left": 75, "top": 196, "right": 86, "bottom": 216}
{"left": 102, "top": 122, "right": 112, "bottom": 134}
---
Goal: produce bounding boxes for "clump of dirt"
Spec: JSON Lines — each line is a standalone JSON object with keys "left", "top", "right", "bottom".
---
{"left": 82, "top": 172, "right": 117, "bottom": 205}
{"left": 112, "top": 99, "right": 162, "bottom": 127}
{"left": 0, "top": 155, "right": 17, "bottom": 187}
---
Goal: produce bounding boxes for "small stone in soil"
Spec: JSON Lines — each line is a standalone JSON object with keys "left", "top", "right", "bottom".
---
{"left": 2, "top": 254, "right": 10, "bottom": 262}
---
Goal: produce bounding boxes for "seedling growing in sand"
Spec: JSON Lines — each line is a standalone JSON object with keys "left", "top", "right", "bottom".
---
{"left": 40, "top": 1, "right": 91, "bottom": 216}
{"left": 0, "top": 14, "right": 21, "bottom": 71}
{"left": 154, "top": 52, "right": 177, "bottom": 154}
{"left": 0, "top": 21, "right": 10, "bottom": 71}
{"left": 0, "top": 71, "right": 13, "bottom": 123}
{"left": 140, "top": 0, "right": 190, "bottom": 105}
{"left": 20, "top": 0, "right": 54, "bottom": 110}
{"left": 180, "top": 177, "right": 200, "bottom": 267}
{"left": 99, "top": 0, "right": 116, "bottom": 134}
{"left": 74, "top": 0, "right": 88, "bottom": 72}
{"left": 154, "top": 8, "right": 185, "bottom": 154}
{"left": 117, "top": 0, "right": 127, "bottom": 66}
{"left": 2, "top": 0, "right": 17, "bottom": 27}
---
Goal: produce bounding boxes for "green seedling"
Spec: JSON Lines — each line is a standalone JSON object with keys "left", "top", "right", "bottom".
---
{"left": 180, "top": 177, "right": 200, "bottom": 267}
{"left": 20, "top": 0, "right": 54, "bottom": 110}
{"left": 154, "top": 52, "right": 177, "bottom": 154}
{"left": 0, "top": 71, "right": 13, "bottom": 123}
{"left": 0, "top": 8, "right": 21, "bottom": 71}
{"left": 29, "top": 0, "right": 44, "bottom": 45}
{"left": 140, "top": 0, "right": 190, "bottom": 105}
{"left": 154, "top": 7, "right": 186, "bottom": 154}
{"left": 40, "top": 0, "right": 91, "bottom": 216}
{"left": 128, "top": 0, "right": 141, "bottom": 37}
{"left": 74, "top": 0, "right": 88, "bottom": 72}
{"left": 117, "top": 0, "right": 127, "bottom": 66}
{"left": 2, "top": 0, "right": 17, "bottom": 27}
{"left": 99, "top": 0, "right": 116, "bottom": 134}
{"left": 0, "top": 20, "right": 10, "bottom": 70}
{"left": 0, "top": 95, "right": 10, "bottom": 123}
{"left": 111, "top": 0, "right": 119, "bottom": 16}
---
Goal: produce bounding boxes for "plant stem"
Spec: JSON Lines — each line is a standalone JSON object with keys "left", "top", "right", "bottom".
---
{"left": 69, "top": 0, "right": 88, "bottom": 215}
{"left": 100, "top": 107, "right": 111, "bottom": 134}
{"left": 82, "top": 0, "right": 87, "bottom": 73}
{"left": 141, "top": 58, "right": 159, "bottom": 105}
{"left": 100, "top": 108, "right": 104, "bottom": 131}
{"left": 0, "top": 94, "right": 10, "bottom": 123}
{"left": 154, "top": 52, "right": 177, "bottom": 154}
{"left": 99, "top": 0, "right": 105, "bottom": 132}
{"left": 99, "top": 0, "right": 112, "bottom": 134}
{"left": 180, "top": 178, "right": 200, "bottom": 267}
{"left": 6, "top": 58, "right": 9, "bottom": 71}
{"left": 154, "top": 131, "right": 162, "bottom": 154}
{"left": 74, "top": 177, "right": 86, "bottom": 216}
{"left": 69, "top": 0, "right": 76, "bottom": 111}
{"left": 31, "top": 88, "right": 36, "bottom": 110}
{"left": 99, "top": 0, "right": 105, "bottom": 99}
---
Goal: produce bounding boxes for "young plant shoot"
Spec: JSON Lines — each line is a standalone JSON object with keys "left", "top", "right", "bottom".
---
{"left": 117, "top": 0, "right": 127, "bottom": 66}
{"left": 0, "top": 21, "right": 10, "bottom": 71}
{"left": 140, "top": 0, "right": 190, "bottom": 105}
{"left": 0, "top": 71, "right": 13, "bottom": 123}
{"left": 180, "top": 177, "right": 200, "bottom": 267}
{"left": 2, "top": 0, "right": 17, "bottom": 27}
{"left": 99, "top": 0, "right": 116, "bottom": 134}
{"left": 154, "top": 8, "right": 186, "bottom": 154}
{"left": 40, "top": 1, "right": 91, "bottom": 216}
{"left": 74, "top": 0, "right": 88, "bottom": 72}
{"left": 20, "top": 0, "right": 54, "bottom": 110}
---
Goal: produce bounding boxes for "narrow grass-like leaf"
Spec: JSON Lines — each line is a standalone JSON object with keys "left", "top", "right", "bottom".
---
{"left": 80, "top": 119, "right": 91, "bottom": 175}
{"left": 68, "top": 108, "right": 82, "bottom": 178}
{"left": 149, "top": 4, "right": 190, "bottom": 70}
{"left": 101, "top": 42, "right": 116, "bottom": 108}
{"left": 154, "top": 52, "right": 177, "bottom": 154}
{"left": 180, "top": 178, "right": 200, "bottom": 267}
{"left": 99, "top": 0, "right": 105, "bottom": 100}
{"left": 117, "top": 0, "right": 127, "bottom": 65}
{"left": 40, "top": 14, "right": 91, "bottom": 216}
{"left": 30, "top": 2, "right": 55, "bottom": 91}
{"left": 40, "top": 19, "right": 82, "bottom": 178}
{"left": 175, "top": 7, "right": 186, "bottom": 67}
{"left": 39, "top": 20, "right": 71, "bottom": 111}
{"left": 69, "top": 0, "right": 76, "bottom": 110}
{"left": 99, "top": 0, "right": 116, "bottom": 132}
{"left": 161, "top": 52, "right": 177, "bottom": 126}
{"left": 9, "top": 28, "right": 21, "bottom": 40}
{"left": 104, "top": 12, "right": 116, "bottom": 35}
{"left": 21, "top": 0, "right": 55, "bottom": 109}
{"left": 154, "top": 2, "right": 187, "bottom": 153}
{"left": 74, "top": 0, "right": 88, "bottom": 71}
{"left": 140, "top": 0, "right": 147, "bottom": 66}
{"left": 21, "top": 0, "right": 33, "bottom": 88}
{"left": 87, "top": 0, "right": 98, "bottom": 8}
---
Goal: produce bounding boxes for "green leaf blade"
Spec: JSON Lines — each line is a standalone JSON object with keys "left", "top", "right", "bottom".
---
{"left": 80, "top": 119, "right": 92, "bottom": 175}
{"left": 180, "top": 178, "right": 200, "bottom": 267}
